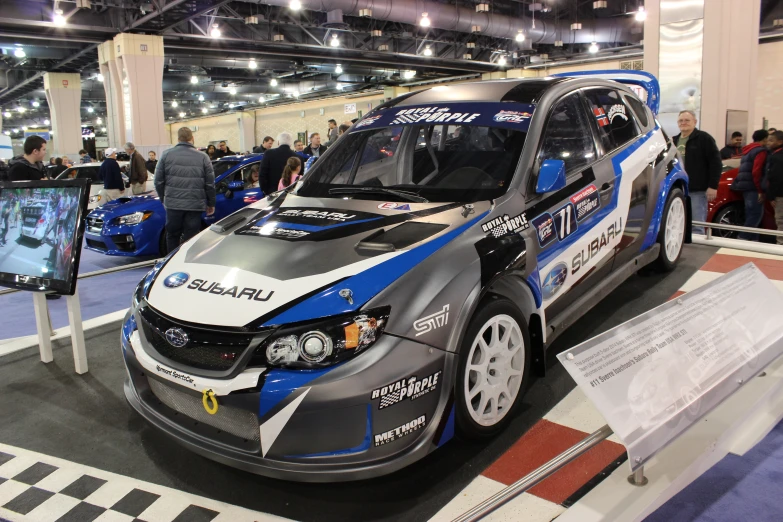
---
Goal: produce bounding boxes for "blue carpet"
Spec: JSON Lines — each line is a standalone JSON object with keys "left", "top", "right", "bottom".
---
{"left": 646, "top": 419, "right": 783, "bottom": 521}
{"left": 0, "top": 240, "right": 154, "bottom": 341}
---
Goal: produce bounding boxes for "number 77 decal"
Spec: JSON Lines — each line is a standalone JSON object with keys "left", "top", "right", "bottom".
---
{"left": 553, "top": 203, "right": 578, "bottom": 241}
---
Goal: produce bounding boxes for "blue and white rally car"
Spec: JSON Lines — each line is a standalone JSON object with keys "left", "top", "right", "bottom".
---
{"left": 84, "top": 154, "right": 266, "bottom": 256}
{"left": 122, "top": 71, "right": 689, "bottom": 481}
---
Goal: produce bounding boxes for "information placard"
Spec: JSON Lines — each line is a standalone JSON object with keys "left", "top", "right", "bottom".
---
{"left": 557, "top": 263, "right": 783, "bottom": 470}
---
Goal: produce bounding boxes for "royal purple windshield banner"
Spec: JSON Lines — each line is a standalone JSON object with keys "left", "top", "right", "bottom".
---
{"left": 351, "top": 103, "right": 536, "bottom": 133}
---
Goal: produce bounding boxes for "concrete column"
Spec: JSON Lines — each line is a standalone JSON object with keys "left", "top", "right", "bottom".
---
{"left": 238, "top": 112, "right": 255, "bottom": 153}
{"left": 643, "top": 0, "right": 760, "bottom": 144}
{"left": 98, "top": 41, "right": 125, "bottom": 147}
{"left": 43, "top": 72, "right": 82, "bottom": 157}
{"left": 113, "top": 34, "right": 168, "bottom": 157}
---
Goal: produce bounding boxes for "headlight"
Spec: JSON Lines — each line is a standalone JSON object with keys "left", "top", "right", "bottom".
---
{"left": 89, "top": 195, "right": 101, "bottom": 203}
{"left": 114, "top": 211, "right": 152, "bottom": 226}
{"left": 259, "top": 307, "right": 390, "bottom": 369}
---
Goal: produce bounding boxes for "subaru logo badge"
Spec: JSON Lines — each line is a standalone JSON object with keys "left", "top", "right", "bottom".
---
{"left": 165, "top": 328, "right": 189, "bottom": 348}
{"left": 542, "top": 262, "right": 568, "bottom": 300}
{"left": 163, "top": 272, "right": 189, "bottom": 288}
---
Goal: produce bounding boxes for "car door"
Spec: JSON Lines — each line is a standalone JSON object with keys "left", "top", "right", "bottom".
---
{"left": 211, "top": 162, "right": 262, "bottom": 222}
{"left": 526, "top": 91, "right": 618, "bottom": 319}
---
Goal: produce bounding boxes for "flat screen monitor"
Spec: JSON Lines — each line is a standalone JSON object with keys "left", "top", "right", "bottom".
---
{"left": 0, "top": 179, "right": 90, "bottom": 295}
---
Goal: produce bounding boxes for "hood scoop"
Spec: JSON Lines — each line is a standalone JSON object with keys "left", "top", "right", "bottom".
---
{"left": 355, "top": 222, "right": 448, "bottom": 254}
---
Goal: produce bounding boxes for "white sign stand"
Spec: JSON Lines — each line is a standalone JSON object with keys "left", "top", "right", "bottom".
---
{"left": 31, "top": 284, "right": 88, "bottom": 374}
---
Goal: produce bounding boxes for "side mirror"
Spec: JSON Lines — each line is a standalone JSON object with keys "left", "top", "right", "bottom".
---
{"left": 228, "top": 180, "right": 245, "bottom": 192}
{"left": 536, "top": 159, "right": 567, "bottom": 194}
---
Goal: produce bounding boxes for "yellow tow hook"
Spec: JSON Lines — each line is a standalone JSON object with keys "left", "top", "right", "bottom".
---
{"left": 202, "top": 389, "right": 219, "bottom": 415}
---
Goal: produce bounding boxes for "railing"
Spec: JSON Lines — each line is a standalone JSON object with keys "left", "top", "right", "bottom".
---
{"left": 692, "top": 221, "right": 783, "bottom": 256}
{"left": 694, "top": 220, "right": 783, "bottom": 239}
{"left": 451, "top": 425, "right": 615, "bottom": 522}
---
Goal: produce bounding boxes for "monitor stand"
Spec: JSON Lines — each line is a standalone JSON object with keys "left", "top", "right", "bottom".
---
{"left": 32, "top": 284, "right": 88, "bottom": 374}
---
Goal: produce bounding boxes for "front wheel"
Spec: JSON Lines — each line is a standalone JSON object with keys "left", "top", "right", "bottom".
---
{"left": 712, "top": 204, "right": 744, "bottom": 239}
{"left": 455, "top": 298, "right": 530, "bottom": 439}
{"left": 653, "top": 188, "right": 686, "bottom": 272}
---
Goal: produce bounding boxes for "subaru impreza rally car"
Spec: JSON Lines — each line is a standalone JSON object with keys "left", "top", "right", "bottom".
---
{"left": 122, "top": 71, "right": 690, "bottom": 481}
{"left": 84, "top": 154, "right": 265, "bottom": 256}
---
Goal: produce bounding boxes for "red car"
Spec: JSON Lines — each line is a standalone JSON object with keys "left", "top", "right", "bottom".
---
{"left": 707, "top": 158, "right": 776, "bottom": 238}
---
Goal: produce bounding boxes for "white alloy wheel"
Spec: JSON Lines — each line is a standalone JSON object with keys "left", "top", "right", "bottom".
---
{"left": 464, "top": 314, "right": 525, "bottom": 427}
{"left": 664, "top": 196, "right": 685, "bottom": 262}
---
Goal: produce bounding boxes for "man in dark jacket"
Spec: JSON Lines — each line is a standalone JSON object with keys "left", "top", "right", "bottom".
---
{"left": 253, "top": 136, "right": 274, "bottom": 154}
{"left": 50, "top": 157, "right": 68, "bottom": 178}
{"left": 98, "top": 148, "right": 125, "bottom": 204}
{"left": 213, "top": 141, "right": 235, "bottom": 159}
{"left": 155, "top": 127, "right": 216, "bottom": 252}
{"left": 125, "top": 142, "right": 149, "bottom": 194}
{"left": 730, "top": 129, "right": 768, "bottom": 240}
{"left": 259, "top": 132, "right": 297, "bottom": 195}
{"left": 720, "top": 132, "right": 743, "bottom": 159}
{"left": 8, "top": 136, "right": 47, "bottom": 181}
{"left": 146, "top": 151, "right": 158, "bottom": 174}
{"left": 765, "top": 131, "right": 783, "bottom": 245}
{"left": 306, "top": 133, "right": 327, "bottom": 158}
{"left": 672, "top": 110, "right": 722, "bottom": 234}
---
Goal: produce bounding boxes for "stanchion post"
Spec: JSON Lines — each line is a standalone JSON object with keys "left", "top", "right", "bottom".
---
{"left": 627, "top": 466, "right": 648, "bottom": 486}
{"left": 65, "top": 284, "right": 88, "bottom": 374}
{"left": 31, "top": 292, "right": 53, "bottom": 363}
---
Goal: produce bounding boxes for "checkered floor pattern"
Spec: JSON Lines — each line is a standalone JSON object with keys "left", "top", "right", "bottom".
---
{"left": 0, "top": 443, "right": 288, "bottom": 522}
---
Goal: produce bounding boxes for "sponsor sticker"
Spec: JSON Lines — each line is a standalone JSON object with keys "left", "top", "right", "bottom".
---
{"left": 278, "top": 209, "right": 358, "bottom": 222}
{"left": 185, "top": 279, "right": 274, "bottom": 302}
{"left": 413, "top": 304, "right": 449, "bottom": 337}
{"left": 378, "top": 202, "right": 412, "bottom": 211}
{"left": 571, "top": 217, "right": 623, "bottom": 275}
{"left": 354, "top": 115, "right": 382, "bottom": 129}
{"left": 541, "top": 262, "right": 568, "bottom": 300}
{"left": 608, "top": 104, "right": 628, "bottom": 122}
{"left": 552, "top": 203, "right": 578, "bottom": 241}
{"left": 593, "top": 107, "right": 609, "bottom": 127}
{"left": 480, "top": 212, "right": 529, "bottom": 238}
{"left": 570, "top": 184, "right": 601, "bottom": 222}
{"left": 371, "top": 370, "right": 442, "bottom": 409}
{"left": 390, "top": 106, "right": 481, "bottom": 126}
{"left": 373, "top": 415, "right": 427, "bottom": 447}
{"left": 531, "top": 213, "right": 556, "bottom": 247}
{"left": 155, "top": 364, "right": 195, "bottom": 384}
{"left": 493, "top": 110, "right": 531, "bottom": 124}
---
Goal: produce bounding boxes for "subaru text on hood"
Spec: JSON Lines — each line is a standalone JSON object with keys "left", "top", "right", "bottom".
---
{"left": 122, "top": 71, "right": 690, "bottom": 482}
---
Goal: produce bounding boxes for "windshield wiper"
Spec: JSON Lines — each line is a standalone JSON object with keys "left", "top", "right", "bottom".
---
{"left": 328, "top": 187, "right": 429, "bottom": 203}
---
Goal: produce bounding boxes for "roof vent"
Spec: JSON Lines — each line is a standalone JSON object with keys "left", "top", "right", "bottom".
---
{"left": 593, "top": 1, "right": 607, "bottom": 8}
{"left": 273, "top": 34, "right": 285, "bottom": 42}
{"left": 359, "top": 8, "right": 372, "bottom": 17}
{"left": 378, "top": 44, "right": 389, "bottom": 51}
{"left": 323, "top": 9, "right": 348, "bottom": 29}
{"left": 774, "top": 18, "right": 783, "bottom": 26}
{"left": 554, "top": 40, "right": 563, "bottom": 47}
{"left": 571, "top": 22, "right": 582, "bottom": 30}
{"left": 466, "top": 42, "right": 476, "bottom": 48}
{"left": 471, "top": 25, "right": 482, "bottom": 33}
{"left": 463, "top": 53, "right": 472, "bottom": 60}
{"left": 244, "top": 16, "right": 260, "bottom": 24}
{"left": 371, "top": 29, "right": 383, "bottom": 37}
{"left": 476, "top": 3, "right": 490, "bottom": 13}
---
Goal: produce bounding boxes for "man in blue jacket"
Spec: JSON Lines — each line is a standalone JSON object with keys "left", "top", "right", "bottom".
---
{"left": 98, "top": 148, "right": 125, "bottom": 205}
{"left": 155, "top": 127, "right": 215, "bottom": 252}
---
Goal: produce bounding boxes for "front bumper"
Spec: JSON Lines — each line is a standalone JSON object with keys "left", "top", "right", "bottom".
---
{"left": 121, "top": 309, "right": 456, "bottom": 482}
{"left": 84, "top": 219, "right": 162, "bottom": 256}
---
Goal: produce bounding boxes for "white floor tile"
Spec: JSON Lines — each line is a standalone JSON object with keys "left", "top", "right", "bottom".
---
{"left": 543, "top": 388, "right": 622, "bottom": 444}
{"left": 24, "top": 494, "right": 81, "bottom": 522}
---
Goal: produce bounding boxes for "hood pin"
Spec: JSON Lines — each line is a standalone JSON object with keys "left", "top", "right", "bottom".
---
{"left": 339, "top": 289, "right": 354, "bottom": 305}
{"left": 462, "top": 204, "right": 475, "bottom": 218}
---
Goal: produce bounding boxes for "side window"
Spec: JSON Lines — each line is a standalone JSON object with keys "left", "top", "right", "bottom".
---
{"left": 584, "top": 89, "right": 640, "bottom": 152}
{"left": 538, "top": 93, "right": 596, "bottom": 174}
{"left": 625, "top": 95, "right": 650, "bottom": 128}
{"left": 77, "top": 167, "right": 101, "bottom": 184}
{"left": 238, "top": 163, "right": 259, "bottom": 183}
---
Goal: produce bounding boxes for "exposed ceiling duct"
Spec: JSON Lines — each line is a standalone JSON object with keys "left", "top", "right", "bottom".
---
{"left": 243, "top": 0, "right": 637, "bottom": 44}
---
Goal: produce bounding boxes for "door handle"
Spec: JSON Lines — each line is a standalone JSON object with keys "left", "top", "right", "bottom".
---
{"left": 599, "top": 182, "right": 613, "bottom": 194}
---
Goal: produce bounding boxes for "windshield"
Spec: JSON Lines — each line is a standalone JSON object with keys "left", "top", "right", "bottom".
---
{"left": 298, "top": 124, "right": 527, "bottom": 203}
{"left": 213, "top": 160, "right": 238, "bottom": 178}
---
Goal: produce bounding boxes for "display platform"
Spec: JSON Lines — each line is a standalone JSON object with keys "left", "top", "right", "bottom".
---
{"left": 0, "top": 244, "right": 718, "bottom": 522}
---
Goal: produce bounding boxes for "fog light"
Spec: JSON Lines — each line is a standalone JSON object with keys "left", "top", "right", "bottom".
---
{"left": 298, "top": 331, "right": 333, "bottom": 363}
{"left": 126, "top": 235, "right": 134, "bottom": 242}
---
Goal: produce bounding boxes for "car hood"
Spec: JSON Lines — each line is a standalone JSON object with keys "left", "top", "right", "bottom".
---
{"left": 147, "top": 193, "right": 488, "bottom": 328}
{"left": 88, "top": 195, "right": 162, "bottom": 219}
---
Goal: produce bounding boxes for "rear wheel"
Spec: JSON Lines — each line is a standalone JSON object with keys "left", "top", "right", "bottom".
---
{"left": 456, "top": 298, "right": 530, "bottom": 439}
{"left": 713, "top": 204, "right": 744, "bottom": 239}
{"left": 653, "top": 188, "right": 686, "bottom": 271}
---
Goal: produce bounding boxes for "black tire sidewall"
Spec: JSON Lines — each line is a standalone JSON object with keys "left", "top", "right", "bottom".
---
{"left": 656, "top": 187, "right": 686, "bottom": 270}
{"left": 455, "top": 297, "right": 531, "bottom": 439}
{"left": 713, "top": 204, "right": 744, "bottom": 238}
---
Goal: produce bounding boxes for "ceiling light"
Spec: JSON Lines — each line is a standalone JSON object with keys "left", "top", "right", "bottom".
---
{"left": 16, "top": 107, "right": 25, "bottom": 113}
{"left": 571, "top": 22, "right": 582, "bottom": 30}
{"left": 198, "top": 94, "right": 205, "bottom": 101}
{"left": 2, "top": 131, "right": 8, "bottom": 136}
{"left": 202, "top": 108, "right": 208, "bottom": 114}
{"left": 290, "top": 0, "right": 302, "bottom": 10}
{"left": 13, "top": 48, "right": 25, "bottom": 58}
{"left": 249, "top": 59, "right": 257, "bottom": 69}
{"left": 336, "top": 83, "right": 344, "bottom": 90}
{"left": 330, "top": 34, "right": 340, "bottom": 47}
{"left": 96, "top": 117, "right": 102, "bottom": 124}
{"left": 270, "top": 78, "right": 278, "bottom": 86}
{"left": 589, "top": 41, "right": 599, "bottom": 53}
{"left": 335, "top": 64, "right": 343, "bottom": 74}
{"left": 2, "top": 111, "right": 9, "bottom": 118}
{"left": 97, "top": 74, "right": 104, "bottom": 82}
{"left": 420, "top": 12, "right": 431, "bottom": 27}
{"left": 171, "top": 101, "right": 178, "bottom": 108}
{"left": 635, "top": 6, "right": 647, "bottom": 21}
{"left": 498, "top": 55, "right": 507, "bottom": 66}
{"left": 423, "top": 46, "right": 433, "bottom": 57}
{"left": 87, "top": 107, "right": 94, "bottom": 113}
{"left": 101, "top": 127, "right": 106, "bottom": 132}
{"left": 293, "top": 92, "right": 300, "bottom": 98}
{"left": 403, "top": 70, "right": 416, "bottom": 79}
{"left": 22, "top": 126, "right": 28, "bottom": 131}
{"left": 179, "top": 112, "right": 185, "bottom": 118}
{"left": 44, "top": 119, "right": 50, "bottom": 125}
{"left": 13, "top": 129, "right": 19, "bottom": 133}
{"left": 32, "top": 101, "right": 40, "bottom": 108}
{"left": 259, "top": 96, "right": 265, "bottom": 103}
{"left": 229, "top": 86, "right": 237, "bottom": 95}
{"left": 190, "top": 75, "right": 198, "bottom": 84}
{"left": 516, "top": 30, "right": 525, "bottom": 42}
{"left": 53, "top": 8, "right": 66, "bottom": 26}
{"left": 210, "top": 24, "right": 221, "bottom": 38}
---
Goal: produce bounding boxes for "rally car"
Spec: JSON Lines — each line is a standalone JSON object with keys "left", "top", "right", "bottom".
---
{"left": 84, "top": 154, "right": 264, "bottom": 256}
{"left": 122, "top": 71, "right": 689, "bottom": 482}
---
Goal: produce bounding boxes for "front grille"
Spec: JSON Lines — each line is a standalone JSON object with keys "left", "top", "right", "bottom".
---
{"left": 148, "top": 378, "right": 260, "bottom": 442}
{"left": 139, "top": 305, "right": 255, "bottom": 372}
{"left": 86, "top": 216, "right": 104, "bottom": 234}
{"left": 86, "top": 238, "right": 107, "bottom": 250}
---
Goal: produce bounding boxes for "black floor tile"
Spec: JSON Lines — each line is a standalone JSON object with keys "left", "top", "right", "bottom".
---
{"left": 110, "top": 488, "right": 160, "bottom": 517}
{"left": 0, "top": 452, "right": 14, "bottom": 468}
{"left": 13, "top": 462, "right": 58, "bottom": 485}
{"left": 171, "top": 505, "right": 220, "bottom": 522}
{"left": 54, "top": 502, "right": 106, "bottom": 522}
{"left": 3, "top": 487, "right": 54, "bottom": 515}
{"left": 59, "top": 475, "right": 107, "bottom": 500}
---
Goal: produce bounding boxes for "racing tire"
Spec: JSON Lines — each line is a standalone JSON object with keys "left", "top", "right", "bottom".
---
{"left": 158, "top": 230, "right": 168, "bottom": 257}
{"left": 455, "top": 297, "right": 531, "bottom": 439}
{"left": 712, "top": 204, "right": 744, "bottom": 239}
{"left": 653, "top": 187, "right": 686, "bottom": 272}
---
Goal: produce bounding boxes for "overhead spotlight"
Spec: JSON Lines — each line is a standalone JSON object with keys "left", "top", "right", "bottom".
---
{"left": 97, "top": 73, "right": 104, "bottom": 82}
{"left": 101, "top": 127, "right": 107, "bottom": 132}
{"left": 330, "top": 34, "right": 340, "bottom": 47}
{"left": 403, "top": 70, "right": 416, "bottom": 79}
{"left": 290, "top": 0, "right": 302, "bottom": 10}
{"left": 335, "top": 64, "right": 343, "bottom": 74}
{"left": 202, "top": 108, "right": 208, "bottom": 114}
{"left": 198, "top": 94, "right": 205, "bottom": 101}
{"left": 1, "top": 111, "right": 8, "bottom": 118}
{"left": 32, "top": 101, "right": 40, "bottom": 108}
{"left": 229, "top": 86, "right": 237, "bottom": 95}
{"left": 13, "top": 129, "right": 19, "bottom": 133}
{"left": 270, "top": 78, "right": 278, "bottom": 86}
{"left": 516, "top": 30, "right": 525, "bottom": 42}
{"left": 498, "top": 55, "right": 507, "bottom": 66}
{"left": 53, "top": 8, "right": 66, "bottom": 26}
{"left": 171, "top": 100, "right": 178, "bottom": 108}
{"left": 96, "top": 117, "right": 102, "bottom": 124}
{"left": 2, "top": 131, "right": 8, "bottom": 136}
{"left": 179, "top": 112, "right": 185, "bottom": 118}
{"left": 17, "top": 107, "right": 25, "bottom": 113}
{"left": 210, "top": 24, "right": 221, "bottom": 38}
{"left": 635, "top": 6, "right": 647, "bottom": 21}
{"left": 258, "top": 96, "right": 265, "bottom": 103}
{"left": 293, "top": 92, "right": 300, "bottom": 98}
{"left": 423, "top": 46, "right": 433, "bottom": 57}
{"left": 13, "top": 48, "right": 25, "bottom": 58}
{"left": 336, "top": 83, "right": 344, "bottom": 90}
{"left": 44, "top": 119, "right": 50, "bottom": 125}
{"left": 589, "top": 41, "right": 599, "bottom": 53}
{"left": 249, "top": 59, "right": 257, "bottom": 69}
{"left": 190, "top": 75, "right": 198, "bottom": 84}
{"left": 420, "top": 12, "right": 431, "bottom": 27}
{"left": 22, "top": 126, "right": 28, "bottom": 131}
{"left": 87, "top": 107, "right": 94, "bottom": 113}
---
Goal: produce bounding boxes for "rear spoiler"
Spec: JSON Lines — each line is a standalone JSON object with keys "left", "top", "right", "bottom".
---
{"left": 551, "top": 70, "right": 660, "bottom": 116}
